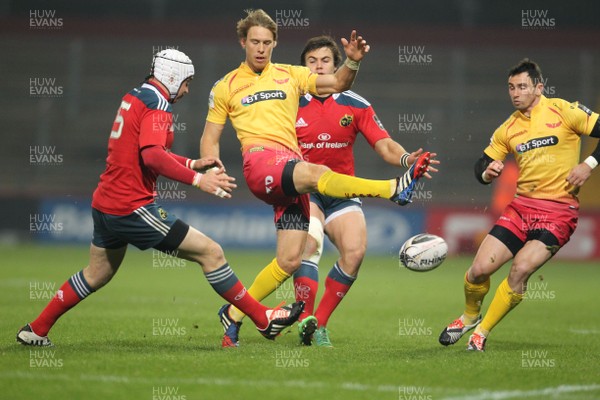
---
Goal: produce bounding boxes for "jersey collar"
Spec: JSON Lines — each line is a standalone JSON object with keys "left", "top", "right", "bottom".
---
{"left": 240, "top": 61, "right": 272, "bottom": 76}
{"left": 304, "top": 91, "right": 335, "bottom": 103}
{"left": 144, "top": 80, "right": 170, "bottom": 101}
{"left": 529, "top": 95, "right": 548, "bottom": 118}
{"left": 517, "top": 95, "right": 547, "bottom": 119}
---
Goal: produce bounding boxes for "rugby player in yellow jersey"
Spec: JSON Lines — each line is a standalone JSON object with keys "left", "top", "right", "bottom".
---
{"left": 200, "top": 9, "right": 434, "bottom": 347}
{"left": 439, "top": 59, "right": 600, "bottom": 351}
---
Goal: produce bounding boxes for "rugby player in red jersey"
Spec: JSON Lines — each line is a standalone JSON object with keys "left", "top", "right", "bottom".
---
{"left": 200, "top": 10, "right": 434, "bottom": 347}
{"left": 438, "top": 59, "right": 600, "bottom": 351}
{"left": 17, "top": 49, "right": 303, "bottom": 347}
{"left": 293, "top": 36, "right": 439, "bottom": 347}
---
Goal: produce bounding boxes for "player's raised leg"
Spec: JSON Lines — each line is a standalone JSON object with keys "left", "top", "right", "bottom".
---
{"left": 292, "top": 157, "right": 431, "bottom": 205}
{"left": 439, "top": 234, "right": 512, "bottom": 346}
{"left": 17, "top": 243, "right": 127, "bottom": 346}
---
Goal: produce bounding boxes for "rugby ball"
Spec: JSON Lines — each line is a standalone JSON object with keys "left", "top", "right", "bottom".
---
{"left": 399, "top": 233, "right": 447, "bottom": 272}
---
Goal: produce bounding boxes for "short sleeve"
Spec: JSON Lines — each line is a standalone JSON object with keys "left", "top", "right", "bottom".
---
{"left": 562, "top": 101, "right": 600, "bottom": 136}
{"left": 289, "top": 65, "right": 318, "bottom": 96}
{"left": 357, "top": 106, "right": 391, "bottom": 147}
{"left": 206, "top": 79, "right": 229, "bottom": 125}
{"left": 484, "top": 121, "right": 511, "bottom": 161}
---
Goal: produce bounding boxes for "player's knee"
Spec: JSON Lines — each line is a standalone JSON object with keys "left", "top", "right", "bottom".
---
{"left": 340, "top": 247, "right": 365, "bottom": 275}
{"left": 303, "top": 236, "right": 318, "bottom": 258}
{"left": 302, "top": 162, "right": 331, "bottom": 190}
{"left": 313, "top": 163, "right": 331, "bottom": 174}
{"left": 83, "top": 263, "right": 116, "bottom": 290}
{"left": 185, "top": 239, "right": 226, "bottom": 268}
{"left": 304, "top": 216, "right": 324, "bottom": 264}
{"left": 202, "top": 240, "right": 226, "bottom": 265}
{"left": 277, "top": 255, "right": 302, "bottom": 274}
{"left": 467, "top": 262, "right": 489, "bottom": 283}
{"left": 313, "top": 163, "right": 331, "bottom": 183}
{"left": 508, "top": 261, "right": 534, "bottom": 286}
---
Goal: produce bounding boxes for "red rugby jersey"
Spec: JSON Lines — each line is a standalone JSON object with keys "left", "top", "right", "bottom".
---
{"left": 92, "top": 82, "right": 174, "bottom": 215}
{"left": 296, "top": 91, "right": 390, "bottom": 176}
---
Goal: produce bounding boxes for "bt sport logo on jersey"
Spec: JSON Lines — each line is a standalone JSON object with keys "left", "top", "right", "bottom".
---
{"left": 241, "top": 90, "right": 287, "bottom": 106}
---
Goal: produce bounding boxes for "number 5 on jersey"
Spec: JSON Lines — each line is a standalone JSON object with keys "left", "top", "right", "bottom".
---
{"left": 110, "top": 100, "right": 132, "bottom": 139}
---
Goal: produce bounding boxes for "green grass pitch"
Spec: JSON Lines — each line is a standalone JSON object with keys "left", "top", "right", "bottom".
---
{"left": 1, "top": 245, "right": 599, "bottom": 399}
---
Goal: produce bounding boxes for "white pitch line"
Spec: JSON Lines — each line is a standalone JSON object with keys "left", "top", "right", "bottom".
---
{"left": 569, "top": 328, "right": 600, "bottom": 335}
{"left": 441, "top": 384, "right": 600, "bottom": 400}
{"left": 4, "top": 371, "right": 599, "bottom": 399}
{"left": 0, "top": 370, "right": 399, "bottom": 393}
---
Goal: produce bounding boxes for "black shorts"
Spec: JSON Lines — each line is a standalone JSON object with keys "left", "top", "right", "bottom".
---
{"left": 92, "top": 203, "right": 189, "bottom": 252}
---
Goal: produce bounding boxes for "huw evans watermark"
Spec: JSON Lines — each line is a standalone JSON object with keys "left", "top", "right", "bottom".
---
{"left": 275, "top": 349, "right": 310, "bottom": 368}
{"left": 152, "top": 250, "right": 187, "bottom": 269}
{"left": 398, "top": 113, "right": 433, "bottom": 134}
{"left": 521, "top": 349, "right": 555, "bottom": 368}
{"left": 275, "top": 9, "right": 309, "bottom": 29}
{"left": 29, "top": 78, "right": 64, "bottom": 97}
{"left": 521, "top": 10, "right": 555, "bottom": 29}
{"left": 29, "top": 10, "right": 63, "bottom": 29}
{"left": 29, "top": 282, "right": 57, "bottom": 301}
{"left": 398, "top": 386, "right": 433, "bottom": 400}
{"left": 152, "top": 386, "right": 186, "bottom": 400}
{"left": 30, "top": 145, "right": 63, "bottom": 165}
{"left": 151, "top": 318, "right": 187, "bottom": 336}
{"left": 30, "top": 214, "right": 63, "bottom": 234}
{"left": 399, "top": 318, "right": 433, "bottom": 336}
{"left": 398, "top": 45, "right": 432, "bottom": 66}
{"left": 29, "top": 349, "right": 63, "bottom": 368}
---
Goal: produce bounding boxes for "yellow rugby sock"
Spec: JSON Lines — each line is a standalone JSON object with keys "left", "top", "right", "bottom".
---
{"left": 464, "top": 273, "right": 490, "bottom": 323}
{"left": 229, "top": 258, "right": 290, "bottom": 321}
{"left": 317, "top": 170, "right": 395, "bottom": 199}
{"left": 478, "top": 278, "right": 523, "bottom": 335}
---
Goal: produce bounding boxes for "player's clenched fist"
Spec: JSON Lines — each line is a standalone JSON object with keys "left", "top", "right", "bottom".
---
{"left": 483, "top": 160, "right": 504, "bottom": 182}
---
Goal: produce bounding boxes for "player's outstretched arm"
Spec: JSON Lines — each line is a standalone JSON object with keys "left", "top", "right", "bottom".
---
{"left": 316, "top": 30, "right": 370, "bottom": 95}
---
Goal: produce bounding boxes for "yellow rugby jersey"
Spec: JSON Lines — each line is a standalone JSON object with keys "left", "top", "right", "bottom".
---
{"left": 207, "top": 62, "right": 318, "bottom": 153}
{"left": 485, "top": 95, "right": 599, "bottom": 203}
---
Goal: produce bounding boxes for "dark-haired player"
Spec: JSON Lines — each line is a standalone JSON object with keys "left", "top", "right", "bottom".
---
{"left": 439, "top": 59, "right": 600, "bottom": 351}
{"left": 293, "top": 35, "right": 438, "bottom": 347}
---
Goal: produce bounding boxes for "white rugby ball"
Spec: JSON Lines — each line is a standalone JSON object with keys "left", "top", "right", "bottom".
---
{"left": 399, "top": 233, "right": 447, "bottom": 272}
